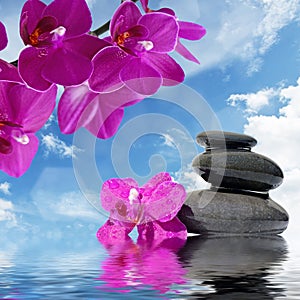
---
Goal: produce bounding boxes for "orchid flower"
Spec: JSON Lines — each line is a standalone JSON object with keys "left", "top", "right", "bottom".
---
{"left": 0, "top": 66, "right": 57, "bottom": 177}
{"left": 97, "top": 172, "right": 187, "bottom": 244}
{"left": 18, "top": 0, "right": 108, "bottom": 91}
{"left": 58, "top": 84, "right": 144, "bottom": 139}
{"left": 140, "top": 0, "right": 206, "bottom": 63}
{"left": 89, "top": 0, "right": 184, "bottom": 96}
{"left": 0, "top": 21, "right": 8, "bottom": 51}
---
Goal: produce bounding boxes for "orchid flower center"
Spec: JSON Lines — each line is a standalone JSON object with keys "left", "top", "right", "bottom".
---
{"left": 117, "top": 31, "right": 131, "bottom": 47}
{"left": 128, "top": 188, "right": 143, "bottom": 204}
{"left": 27, "top": 16, "right": 64, "bottom": 48}
{"left": 29, "top": 27, "right": 43, "bottom": 46}
{"left": 127, "top": 188, "right": 144, "bottom": 224}
{"left": 0, "top": 120, "right": 29, "bottom": 154}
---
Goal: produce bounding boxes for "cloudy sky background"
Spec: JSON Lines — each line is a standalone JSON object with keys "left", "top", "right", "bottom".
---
{"left": 0, "top": 0, "right": 300, "bottom": 255}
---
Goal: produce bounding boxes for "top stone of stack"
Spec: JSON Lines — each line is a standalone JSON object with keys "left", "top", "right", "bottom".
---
{"left": 197, "top": 131, "right": 257, "bottom": 150}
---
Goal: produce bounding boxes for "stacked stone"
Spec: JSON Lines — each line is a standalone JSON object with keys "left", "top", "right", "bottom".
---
{"left": 178, "top": 131, "right": 289, "bottom": 235}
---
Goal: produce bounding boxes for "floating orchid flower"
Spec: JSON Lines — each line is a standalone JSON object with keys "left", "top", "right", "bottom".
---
{"left": 18, "top": 0, "right": 108, "bottom": 91}
{"left": 140, "top": 0, "right": 206, "bottom": 63}
{"left": 58, "top": 84, "right": 144, "bottom": 139}
{"left": 89, "top": 0, "right": 184, "bottom": 96}
{"left": 0, "top": 66, "right": 57, "bottom": 177}
{"left": 97, "top": 172, "right": 187, "bottom": 244}
{"left": 97, "top": 236, "right": 186, "bottom": 294}
{"left": 0, "top": 21, "right": 8, "bottom": 51}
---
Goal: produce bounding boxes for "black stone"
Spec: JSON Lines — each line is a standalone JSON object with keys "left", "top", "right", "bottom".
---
{"left": 192, "top": 150, "right": 284, "bottom": 192}
{"left": 197, "top": 130, "right": 257, "bottom": 150}
{"left": 178, "top": 189, "right": 289, "bottom": 235}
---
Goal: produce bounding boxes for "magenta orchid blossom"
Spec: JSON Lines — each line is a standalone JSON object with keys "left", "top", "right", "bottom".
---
{"left": 0, "top": 21, "right": 8, "bottom": 51}
{"left": 89, "top": 0, "right": 184, "bottom": 96}
{"left": 58, "top": 84, "right": 144, "bottom": 139}
{"left": 140, "top": 0, "right": 206, "bottom": 63}
{"left": 97, "top": 172, "right": 187, "bottom": 244}
{"left": 0, "top": 67, "right": 57, "bottom": 177}
{"left": 18, "top": 0, "right": 109, "bottom": 91}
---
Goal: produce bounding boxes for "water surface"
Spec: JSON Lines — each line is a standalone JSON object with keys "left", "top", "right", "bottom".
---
{"left": 0, "top": 235, "right": 300, "bottom": 299}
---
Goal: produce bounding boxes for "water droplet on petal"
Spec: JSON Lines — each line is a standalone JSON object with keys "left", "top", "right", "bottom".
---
{"left": 108, "top": 180, "right": 119, "bottom": 189}
{"left": 121, "top": 190, "right": 129, "bottom": 198}
{"left": 38, "top": 49, "right": 48, "bottom": 57}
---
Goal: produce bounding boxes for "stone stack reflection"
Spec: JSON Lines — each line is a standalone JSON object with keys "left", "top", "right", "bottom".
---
{"left": 178, "top": 131, "right": 289, "bottom": 235}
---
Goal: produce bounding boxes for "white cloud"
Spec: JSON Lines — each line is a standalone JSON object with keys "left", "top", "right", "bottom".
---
{"left": 53, "top": 191, "right": 101, "bottom": 220}
{"left": 0, "top": 198, "right": 17, "bottom": 226}
{"left": 43, "top": 114, "right": 56, "bottom": 130}
{"left": 227, "top": 87, "right": 279, "bottom": 114}
{"left": 242, "top": 77, "right": 300, "bottom": 236}
{"left": 33, "top": 190, "right": 101, "bottom": 222}
{"left": 169, "top": 0, "right": 300, "bottom": 76}
{"left": 172, "top": 164, "right": 210, "bottom": 193}
{"left": 161, "top": 133, "right": 176, "bottom": 148}
{"left": 41, "top": 133, "right": 81, "bottom": 159}
{"left": 0, "top": 182, "right": 11, "bottom": 195}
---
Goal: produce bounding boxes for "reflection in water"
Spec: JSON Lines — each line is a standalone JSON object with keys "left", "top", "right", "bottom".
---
{"left": 97, "top": 236, "right": 187, "bottom": 294}
{"left": 178, "top": 235, "right": 288, "bottom": 299}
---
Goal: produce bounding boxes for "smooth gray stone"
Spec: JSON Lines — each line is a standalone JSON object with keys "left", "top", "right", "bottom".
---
{"left": 197, "top": 130, "right": 257, "bottom": 150}
{"left": 177, "top": 189, "right": 289, "bottom": 235}
{"left": 192, "top": 150, "right": 283, "bottom": 192}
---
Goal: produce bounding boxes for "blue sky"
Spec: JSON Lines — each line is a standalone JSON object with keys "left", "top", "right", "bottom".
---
{"left": 0, "top": 0, "right": 300, "bottom": 247}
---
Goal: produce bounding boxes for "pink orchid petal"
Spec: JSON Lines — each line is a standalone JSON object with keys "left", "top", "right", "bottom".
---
{"left": 19, "top": 0, "right": 46, "bottom": 43}
{"left": 110, "top": 1, "right": 142, "bottom": 38}
{"left": 178, "top": 21, "right": 206, "bottom": 41}
{"left": 0, "top": 81, "right": 14, "bottom": 119}
{"left": 89, "top": 46, "right": 130, "bottom": 93}
{"left": 0, "top": 60, "right": 22, "bottom": 83}
{"left": 137, "top": 217, "right": 187, "bottom": 245}
{"left": 18, "top": 47, "right": 53, "bottom": 91}
{"left": 120, "top": 58, "right": 162, "bottom": 95}
{"left": 63, "top": 34, "right": 110, "bottom": 60}
{"left": 44, "top": 0, "right": 92, "bottom": 38}
{"left": 175, "top": 39, "right": 200, "bottom": 64}
{"left": 83, "top": 86, "right": 143, "bottom": 138}
{"left": 141, "top": 172, "right": 172, "bottom": 196}
{"left": 97, "top": 218, "right": 135, "bottom": 247}
{"left": 157, "top": 8, "right": 176, "bottom": 15}
{"left": 101, "top": 177, "right": 139, "bottom": 211}
{"left": 58, "top": 84, "right": 96, "bottom": 134}
{"left": 0, "top": 134, "right": 38, "bottom": 177}
{"left": 144, "top": 52, "right": 185, "bottom": 86}
{"left": 59, "top": 85, "right": 144, "bottom": 138}
{"left": 142, "top": 181, "right": 186, "bottom": 223}
{"left": 0, "top": 22, "right": 8, "bottom": 51}
{"left": 140, "top": 0, "right": 148, "bottom": 12}
{"left": 85, "top": 107, "right": 124, "bottom": 139}
{"left": 138, "top": 12, "right": 179, "bottom": 52}
{"left": 42, "top": 46, "right": 93, "bottom": 86}
{"left": 9, "top": 84, "right": 57, "bottom": 132}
